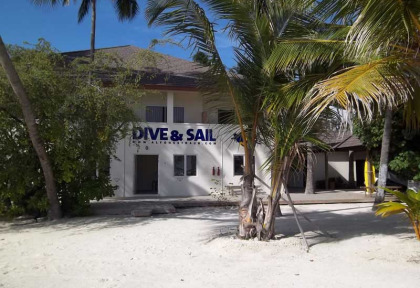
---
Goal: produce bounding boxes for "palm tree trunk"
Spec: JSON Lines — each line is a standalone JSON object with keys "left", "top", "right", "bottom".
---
{"left": 238, "top": 151, "right": 256, "bottom": 239}
{"left": 305, "top": 149, "right": 315, "bottom": 194}
{"left": 90, "top": 0, "right": 96, "bottom": 62}
{"left": 0, "top": 36, "right": 62, "bottom": 219}
{"left": 375, "top": 108, "right": 392, "bottom": 204}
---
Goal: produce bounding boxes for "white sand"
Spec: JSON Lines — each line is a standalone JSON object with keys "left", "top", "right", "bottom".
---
{"left": 1, "top": 203, "right": 419, "bottom": 288}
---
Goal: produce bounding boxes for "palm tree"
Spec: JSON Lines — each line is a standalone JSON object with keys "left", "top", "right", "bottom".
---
{"left": 264, "top": 0, "right": 420, "bottom": 205}
{"left": 305, "top": 148, "right": 315, "bottom": 194}
{"left": 375, "top": 108, "right": 393, "bottom": 204}
{"left": 32, "top": 0, "right": 140, "bottom": 61}
{"left": 0, "top": 36, "right": 62, "bottom": 219}
{"left": 146, "top": 0, "right": 332, "bottom": 239}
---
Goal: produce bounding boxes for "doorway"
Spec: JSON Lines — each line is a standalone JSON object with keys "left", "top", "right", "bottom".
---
{"left": 135, "top": 155, "right": 158, "bottom": 194}
{"left": 355, "top": 160, "right": 365, "bottom": 187}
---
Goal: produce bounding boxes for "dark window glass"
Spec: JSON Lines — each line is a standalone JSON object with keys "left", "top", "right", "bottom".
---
{"left": 186, "top": 155, "right": 197, "bottom": 176}
{"left": 174, "top": 155, "right": 184, "bottom": 176}
{"left": 174, "top": 107, "right": 184, "bottom": 123}
{"left": 218, "top": 110, "right": 235, "bottom": 124}
{"left": 234, "top": 155, "right": 244, "bottom": 176}
{"left": 146, "top": 106, "right": 167, "bottom": 123}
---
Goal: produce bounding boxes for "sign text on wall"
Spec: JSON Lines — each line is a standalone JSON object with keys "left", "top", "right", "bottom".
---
{"left": 132, "top": 127, "right": 217, "bottom": 142}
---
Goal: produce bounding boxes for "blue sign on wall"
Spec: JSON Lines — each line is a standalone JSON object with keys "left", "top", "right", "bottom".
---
{"left": 133, "top": 127, "right": 217, "bottom": 142}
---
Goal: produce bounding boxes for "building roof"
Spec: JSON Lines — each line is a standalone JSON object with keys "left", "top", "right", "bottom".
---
{"left": 61, "top": 45, "right": 208, "bottom": 89}
{"left": 332, "top": 135, "right": 364, "bottom": 150}
{"left": 317, "top": 130, "right": 364, "bottom": 151}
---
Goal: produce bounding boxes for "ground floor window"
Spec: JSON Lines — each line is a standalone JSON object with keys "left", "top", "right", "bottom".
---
{"left": 234, "top": 155, "right": 255, "bottom": 176}
{"left": 174, "top": 155, "right": 197, "bottom": 176}
{"left": 234, "top": 155, "right": 244, "bottom": 175}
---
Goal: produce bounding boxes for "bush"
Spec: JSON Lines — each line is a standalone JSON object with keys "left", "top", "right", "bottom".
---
{"left": 0, "top": 40, "right": 142, "bottom": 217}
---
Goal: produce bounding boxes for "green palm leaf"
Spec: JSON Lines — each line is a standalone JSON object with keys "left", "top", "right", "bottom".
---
{"left": 375, "top": 202, "right": 407, "bottom": 217}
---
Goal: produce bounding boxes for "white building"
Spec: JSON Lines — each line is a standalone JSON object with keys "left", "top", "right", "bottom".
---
{"left": 64, "top": 45, "right": 271, "bottom": 197}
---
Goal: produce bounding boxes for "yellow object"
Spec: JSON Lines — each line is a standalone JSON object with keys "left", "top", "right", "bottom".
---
{"left": 364, "top": 160, "right": 376, "bottom": 193}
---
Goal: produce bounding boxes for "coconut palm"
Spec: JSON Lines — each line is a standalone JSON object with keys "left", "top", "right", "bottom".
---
{"left": 376, "top": 188, "right": 420, "bottom": 240}
{"left": 0, "top": 37, "right": 62, "bottom": 219}
{"left": 145, "top": 0, "right": 334, "bottom": 239}
{"left": 264, "top": 0, "right": 420, "bottom": 203}
{"left": 32, "top": 0, "right": 140, "bottom": 61}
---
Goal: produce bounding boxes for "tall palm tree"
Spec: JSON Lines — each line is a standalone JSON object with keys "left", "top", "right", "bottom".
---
{"left": 375, "top": 108, "right": 393, "bottom": 204}
{"left": 265, "top": 0, "right": 420, "bottom": 204}
{"left": 0, "top": 36, "right": 62, "bottom": 219}
{"left": 146, "top": 0, "right": 330, "bottom": 239}
{"left": 32, "top": 0, "right": 140, "bottom": 61}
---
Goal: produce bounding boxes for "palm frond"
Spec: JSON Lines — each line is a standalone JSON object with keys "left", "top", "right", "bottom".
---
{"left": 113, "top": 0, "right": 139, "bottom": 21}
{"left": 266, "top": 39, "right": 346, "bottom": 74}
{"left": 78, "top": 0, "right": 92, "bottom": 23}
{"left": 30, "top": 0, "right": 70, "bottom": 6}
{"left": 308, "top": 57, "right": 420, "bottom": 119}
{"left": 375, "top": 202, "right": 408, "bottom": 217}
{"left": 345, "top": 0, "right": 420, "bottom": 57}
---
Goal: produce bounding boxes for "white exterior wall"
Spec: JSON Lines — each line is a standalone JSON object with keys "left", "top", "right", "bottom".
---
{"left": 313, "top": 151, "right": 354, "bottom": 183}
{"left": 111, "top": 123, "right": 271, "bottom": 197}
{"left": 173, "top": 91, "right": 203, "bottom": 123}
{"left": 134, "top": 91, "right": 203, "bottom": 123}
{"left": 134, "top": 92, "right": 166, "bottom": 120}
{"left": 328, "top": 152, "right": 350, "bottom": 181}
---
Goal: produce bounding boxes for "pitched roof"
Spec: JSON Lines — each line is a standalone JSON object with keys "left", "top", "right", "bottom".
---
{"left": 61, "top": 45, "right": 208, "bottom": 88}
{"left": 332, "top": 135, "right": 364, "bottom": 149}
{"left": 317, "top": 130, "right": 364, "bottom": 150}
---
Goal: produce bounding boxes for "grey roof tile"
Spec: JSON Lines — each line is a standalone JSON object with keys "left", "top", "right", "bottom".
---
{"left": 62, "top": 45, "right": 208, "bottom": 88}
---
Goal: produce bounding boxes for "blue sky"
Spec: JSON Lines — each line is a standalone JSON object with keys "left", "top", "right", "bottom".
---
{"left": 0, "top": 1, "right": 236, "bottom": 67}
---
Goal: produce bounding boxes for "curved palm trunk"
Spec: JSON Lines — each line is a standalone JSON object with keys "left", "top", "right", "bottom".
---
{"left": 0, "top": 37, "right": 62, "bottom": 219}
{"left": 375, "top": 108, "right": 393, "bottom": 204}
{"left": 90, "top": 0, "right": 96, "bottom": 62}
{"left": 238, "top": 151, "right": 257, "bottom": 239}
{"left": 305, "top": 150, "right": 315, "bottom": 194}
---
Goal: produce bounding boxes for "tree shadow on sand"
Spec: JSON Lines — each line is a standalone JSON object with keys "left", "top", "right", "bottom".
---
{"left": 0, "top": 204, "right": 415, "bottom": 247}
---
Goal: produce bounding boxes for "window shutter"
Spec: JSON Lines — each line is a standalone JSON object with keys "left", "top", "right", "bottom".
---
{"left": 174, "top": 107, "right": 184, "bottom": 123}
{"left": 146, "top": 106, "right": 167, "bottom": 122}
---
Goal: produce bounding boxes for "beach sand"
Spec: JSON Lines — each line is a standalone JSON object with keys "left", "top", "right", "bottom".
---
{"left": 1, "top": 203, "right": 419, "bottom": 288}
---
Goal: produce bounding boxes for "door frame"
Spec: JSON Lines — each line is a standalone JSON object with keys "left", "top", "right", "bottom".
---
{"left": 135, "top": 154, "right": 159, "bottom": 195}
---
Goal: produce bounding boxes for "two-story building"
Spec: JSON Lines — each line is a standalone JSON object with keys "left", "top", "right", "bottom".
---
{"left": 63, "top": 45, "right": 271, "bottom": 197}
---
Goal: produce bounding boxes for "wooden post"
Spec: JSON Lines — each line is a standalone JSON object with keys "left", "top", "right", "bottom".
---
{"left": 324, "top": 152, "right": 329, "bottom": 189}
{"left": 349, "top": 150, "right": 355, "bottom": 188}
{"left": 366, "top": 150, "right": 373, "bottom": 194}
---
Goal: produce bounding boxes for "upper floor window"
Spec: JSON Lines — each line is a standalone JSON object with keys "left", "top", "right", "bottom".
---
{"left": 174, "top": 107, "right": 184, "bottom": 123}
{"left": 146, "top": 106, "right": 184, "bottom": 123}
{"left": 146, "top": 106, "right": 167, "bottom": 123}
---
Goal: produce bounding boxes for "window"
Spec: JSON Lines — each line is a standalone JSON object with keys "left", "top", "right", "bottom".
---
{"left": 174, "top": 107, "right": 184, "bottom": 123}
{"left": 234, "top": 155, "right": 255, "bottom": 176}
{"left": 174, "top": 155, "right": 197, "bottom": 176}
{"left": 186, "top": 155, "right": 197, "bottom": 176}
{"left": 174, "top": 155, "right": 184, "bottom": 176}
{"left": 234, "top": 155, "right": 244, "bottom": 176}
{"left": 146, "top": 106, "right": 167, "bottom": 123}
{"left": 145, "top": 106, "right": 184, "bottom": 123}
{"left": 218, "top": 110, "right": 235, "bottom": 124}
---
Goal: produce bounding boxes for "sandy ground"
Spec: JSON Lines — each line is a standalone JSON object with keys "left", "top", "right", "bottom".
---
{"left": 1, "top": 203, "right": 419, "bottom": 288}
